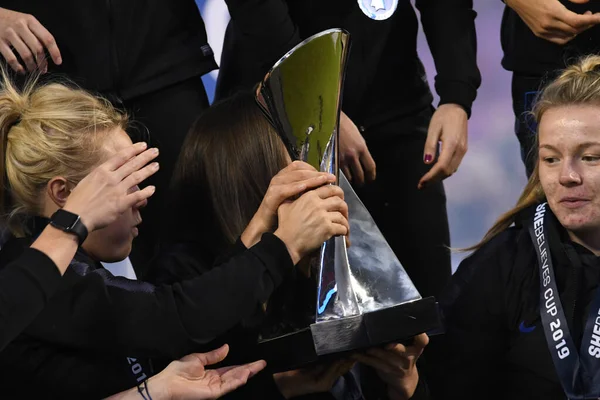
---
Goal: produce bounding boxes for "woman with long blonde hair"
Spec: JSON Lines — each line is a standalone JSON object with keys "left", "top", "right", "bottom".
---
{"left": 427, "top": 55, "right": 600, "bottom": 400}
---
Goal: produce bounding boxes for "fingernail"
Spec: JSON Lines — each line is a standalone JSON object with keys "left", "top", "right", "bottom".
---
{"left": 424, "top": 154, "right": 433, "bottom": 163}
{"left": 152, "top": 162, "right": 159, "bottom": 170}
{"left": 149, "top": 185, "right": 156, "bottom": 193}
{"left": 151, "top": 147, "right": 159, "bottom": 155}
{"left": 57, "top": 57, "right": 62, "bottom": 64}
{"left": 138, "top": 142, "right": 147, "bottom": 148}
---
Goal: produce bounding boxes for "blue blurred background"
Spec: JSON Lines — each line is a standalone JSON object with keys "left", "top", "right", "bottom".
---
{"left": 195, "top": 0, "right": 527, "bottom": 271}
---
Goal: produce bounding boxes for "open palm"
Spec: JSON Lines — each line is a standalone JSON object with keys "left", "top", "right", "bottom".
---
{"left": 159, "top": 345, "right": 266, "bottom": 400}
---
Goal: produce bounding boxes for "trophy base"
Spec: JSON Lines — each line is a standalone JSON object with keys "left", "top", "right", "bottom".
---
{"left": 253, "top": 296, "right": 441, "bottom": 373}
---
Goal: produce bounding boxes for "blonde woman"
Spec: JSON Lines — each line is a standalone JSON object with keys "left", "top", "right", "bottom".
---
{"left": 428, "top": 55, "right": 600, "bottom": 400}
{"left": 0, "top": 73, "right": 349, "bottom": 398}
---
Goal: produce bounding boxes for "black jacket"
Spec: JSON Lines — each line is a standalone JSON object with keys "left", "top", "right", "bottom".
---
{"left": 0, "top": 247, "right": 61, "bottom": 352}
{"left": 216, "top": 0, "right": 481, "bottom": 127}
{"left": 427, "top": 206, "right": 600, "bottom": 399}
{"left": 501, "top": 0, "right": 600, "bottom": 76}
{"left": 0, "top": 218, "right": 293, "bottom": 399}
{"left": 2, "top": 0, "right": 217, "bottom": 101}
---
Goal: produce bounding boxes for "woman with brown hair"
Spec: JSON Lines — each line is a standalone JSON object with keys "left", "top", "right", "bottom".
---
{"left": 164, "top": 92, "right": 429, "bottom": 400}
{"left": 0, "top": 71, "right": 349, "bottom": 398}
{"left": 426, "top": 55, "right": 600, "bottom": 399}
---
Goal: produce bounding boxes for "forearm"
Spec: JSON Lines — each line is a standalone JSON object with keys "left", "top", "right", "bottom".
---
{"left": 415, "top": 0, "right": 481, "bottom": 115}
{"left": 30, "top": 225, "right": 78, "bottom": 276}
{"left": 0, "top": 247, "right": 62, "bottom": 350}
{"left": 24, "top": 234, "right": 292, "bottom": 358}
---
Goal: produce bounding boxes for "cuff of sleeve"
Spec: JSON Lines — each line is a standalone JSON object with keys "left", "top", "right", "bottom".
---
{"left": 18, "top": 248, "right": 62, "bottom": 300}
{"left": 232, "top": 236, "right": 248, "bottom": 254}
{"left": 248, "top": 232, "right": 294, "bottom": 288}
{"left": 437, "top": 81, "right": 477, "bottom": 118}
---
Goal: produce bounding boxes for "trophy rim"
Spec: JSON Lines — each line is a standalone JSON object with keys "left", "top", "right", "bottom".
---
{"left": 256, "top": 27, "right": 350, "bottom": 96}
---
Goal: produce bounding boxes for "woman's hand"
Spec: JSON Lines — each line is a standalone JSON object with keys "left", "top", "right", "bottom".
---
{"left": 273, "top": 359, "right": 356, "bottom": 399}
{"left": 106, "top": 344, "right": 265, "bottom": 400}
{"left": 0, "top": 7, "right": 62, "bottom": 74}
{"left": 241, "top": 161, "right": 336, "bottom": 247}
{"left": 274, "top": 185, "right": 349, "bottom": 264}
{"left": 63, "top": 142, "right": 159, "bottom": 233}
{"left": 352, "top": 334, "right": 429, "bottom": 400}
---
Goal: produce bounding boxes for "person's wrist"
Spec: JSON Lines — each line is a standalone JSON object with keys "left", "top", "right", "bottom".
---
{"left": 242, "top": 212, "right": 271, "bottom": 248}
{"left": 62, "top": 203, "right": 94, "bottom": 233}
{"left": 439, "top": 103, "right": 467, "bottom": 114}
{"left": 145, "top": 375, "right": 171, "bottom": 400}
{"left": 273, "top": 229, "right": 301, "bottom": 265}
{"left": 386, "top": 372, "right": 419, "bottom": 400}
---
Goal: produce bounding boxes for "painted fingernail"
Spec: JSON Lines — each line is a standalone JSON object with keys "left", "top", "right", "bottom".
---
{"left": 424, "top": 154, "right": 433, "bottom": 163}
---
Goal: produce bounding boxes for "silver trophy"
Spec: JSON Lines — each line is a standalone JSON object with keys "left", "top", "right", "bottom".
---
{"left": 255, "top": 28, "right": 439, "bottom": 371}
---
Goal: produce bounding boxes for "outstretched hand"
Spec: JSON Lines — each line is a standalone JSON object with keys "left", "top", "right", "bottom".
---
{"left": 150, "top": 344, "right": 266, "bottom": 400}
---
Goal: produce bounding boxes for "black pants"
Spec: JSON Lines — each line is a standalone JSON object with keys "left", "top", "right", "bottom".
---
{"left": 354, "top": 107, "right": 451, "bottom": 299}
{"left": 512, "top": 72, "right": 553, "bottom": 177}
{"left": 124, "top": 77, "right": 210, "bottom": 276}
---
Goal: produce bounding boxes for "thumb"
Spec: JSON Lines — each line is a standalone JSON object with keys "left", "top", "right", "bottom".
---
{"left": 423, "top": 121, "right": 441, "bottom": 165}
{"left": 195, "top": 344, "right": 230, "bottom": 366}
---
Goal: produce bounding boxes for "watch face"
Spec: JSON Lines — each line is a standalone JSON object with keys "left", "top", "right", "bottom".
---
{"left": 52, "top": 209, "right": 79, "bottom": 230}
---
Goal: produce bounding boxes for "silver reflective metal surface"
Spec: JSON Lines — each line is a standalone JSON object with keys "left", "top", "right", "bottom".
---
{"left": 256, "top": 29, "right": 420, "bottom": 327}
{"left": 357, "top": 0, "right": 399, "bottom": 20}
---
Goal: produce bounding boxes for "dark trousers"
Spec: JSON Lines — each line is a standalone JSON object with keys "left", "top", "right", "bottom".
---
{"left": 354, "top": 107, "right": 451, "bottom": 299}
{"left": 511, "top": 72, "right": 550, "bottom": 177}
{"left": 124, "top": 77, "right": 209, "bottom": 276}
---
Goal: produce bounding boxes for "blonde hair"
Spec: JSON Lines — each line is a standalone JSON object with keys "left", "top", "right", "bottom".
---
{"left": 468, "top": 55, "right": 600, "bottom": 251}
{"left": 0, "top": 70, "right": 127, "bottom": 235}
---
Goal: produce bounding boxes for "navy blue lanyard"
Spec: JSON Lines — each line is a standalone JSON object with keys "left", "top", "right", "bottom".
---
{"left": 529, "top": 203, "right": 600, "bottom": 399}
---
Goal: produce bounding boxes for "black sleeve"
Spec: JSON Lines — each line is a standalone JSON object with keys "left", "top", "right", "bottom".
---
{"left": 415, "top": 0, "right": 481, "bottom": 116}
{"left": 0, "top": 248, "right": 61, "bottom": 351}
{"left": 216, "top": 0, "right": 301, "bottom": 100}
{"left": 425, "top": 231, "right": 515, "bottom": 399}
{"left": 22, "top": 233, "right": 294, "bottom": 359}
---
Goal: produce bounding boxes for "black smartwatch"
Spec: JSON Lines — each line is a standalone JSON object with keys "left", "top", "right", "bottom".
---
{"left": 50, "top": 209, "right": 88, "bottom": 245}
